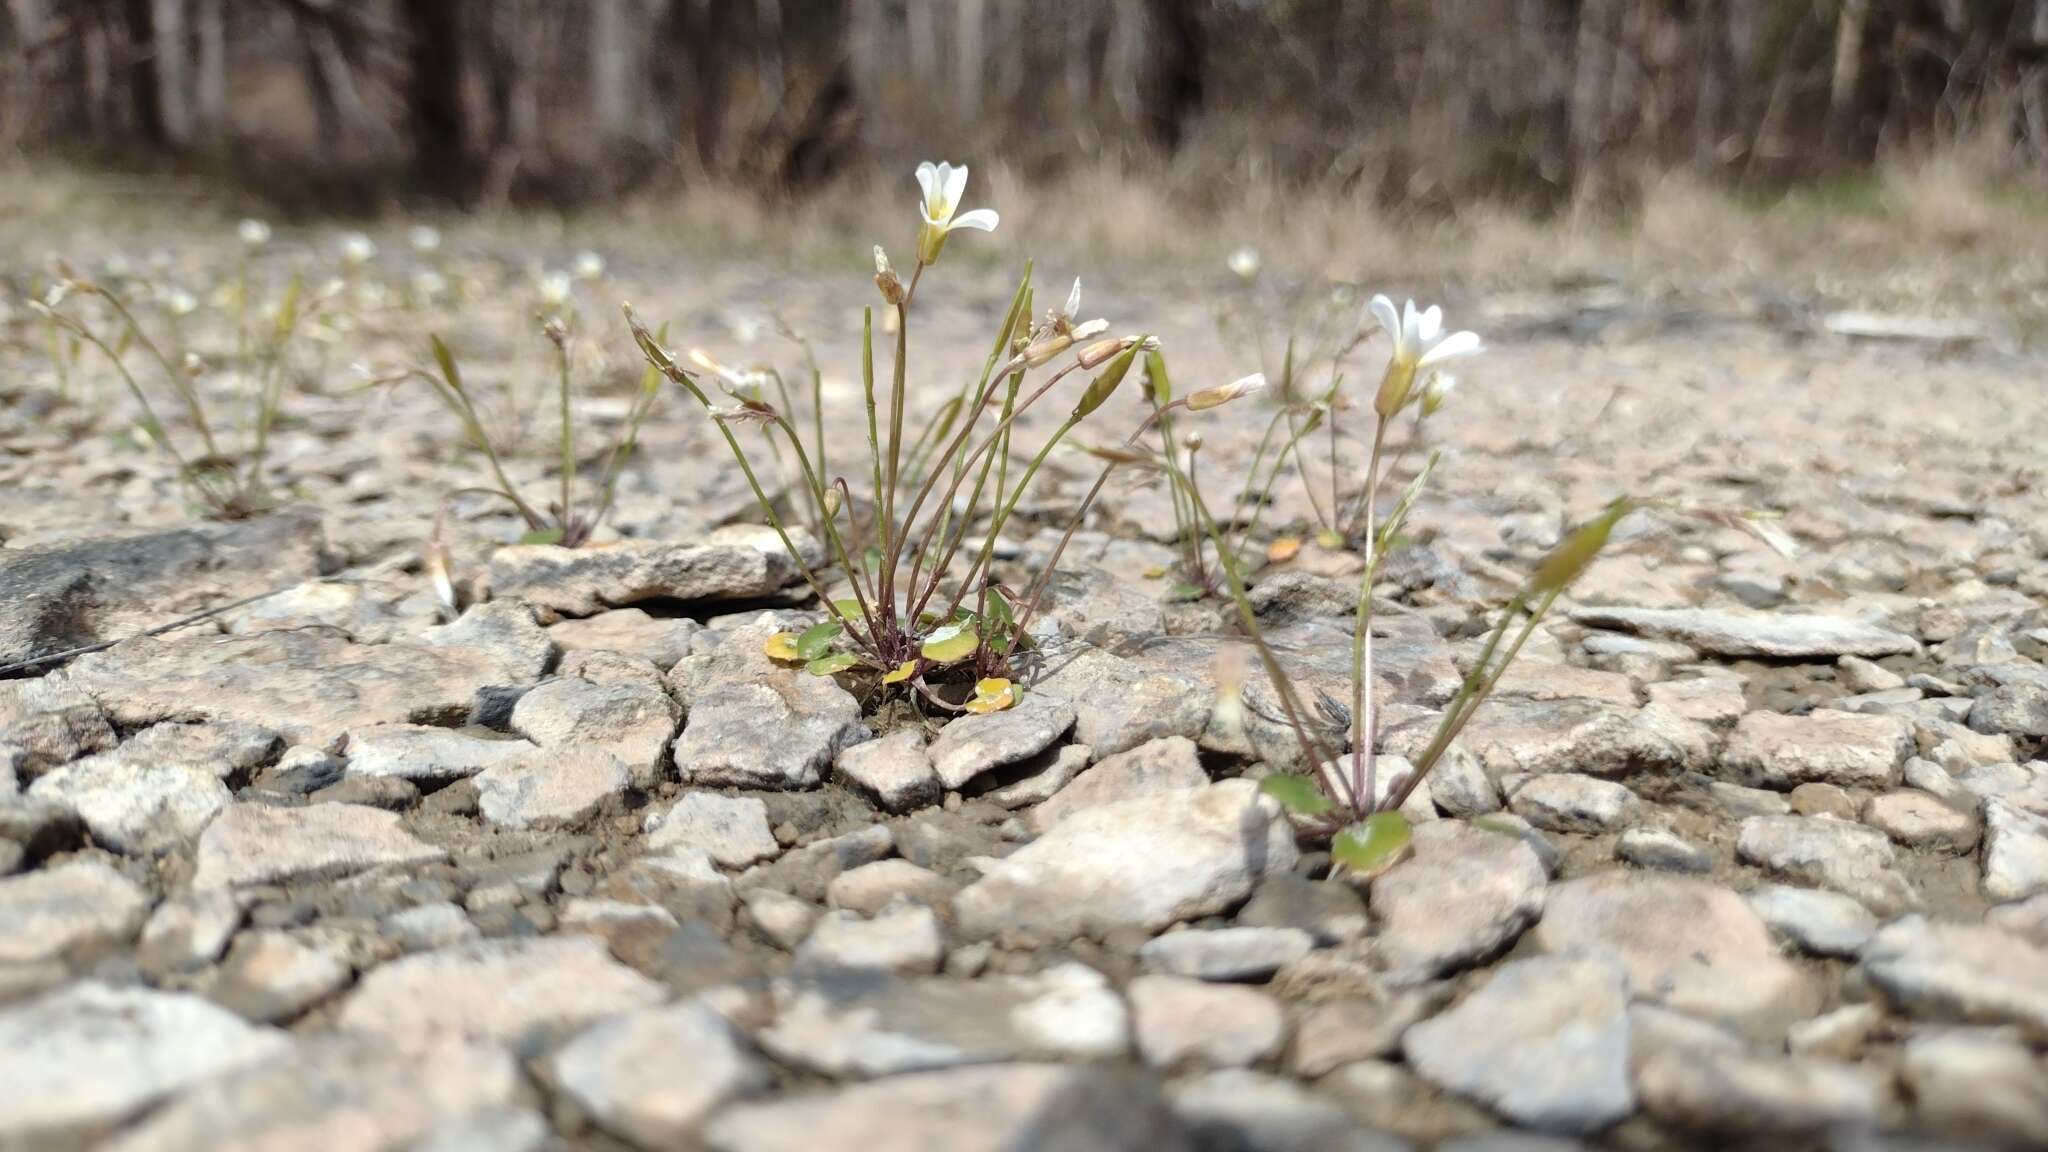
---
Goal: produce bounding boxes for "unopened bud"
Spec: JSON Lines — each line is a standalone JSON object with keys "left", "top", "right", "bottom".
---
{"left": 1182, "top": 430, "right": 1204, "bottom": 452}
{"left": 1023, "top": 333, "right": 1073, "bottom": 367}
{"left": 873, "top": 246, "right": 905, "bottom": 305}
{"left": 1421, "top": 372, "right": 1456, "bottom": 416}
{"left": 1076, "top": 338, "right": 1126, "bottom": 370}
{"left": 542, "top": 317, "right": 569, "bottom": 345}
{"left": 1187, "top": 372, "right": 1266, "bottom": 411}
{"left": 1373, "top": 358, "right": 1418, "bottom": 418}
{"left": 1530, "top": 499, "right": 1635, "bottom": 594}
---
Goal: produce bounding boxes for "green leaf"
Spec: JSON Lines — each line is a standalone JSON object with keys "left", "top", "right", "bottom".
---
{"left": 1332, "top": 812, "right": 1414, "bottom": 880}
{"left": 1071, "top": 342, "right": 1141, "bottom": 419}
{"left": 982, "top": 588, "right": 1014, "bottom": 640}
{"left": 430, "top": 334, "right": 464, "bottom": 394}
{"left": 805, "top": 652, "right": 860, "bottom": 676}
{"left": 1259, "top": 773, "right": 1333, "bottom": 817}
{"left": 1145, "top": 349, "right": 1172, "bottom": 405}
{"left": 796, "top": 619, "right": 842, "bottom": 660}
{"left": 830, "top": 598, "right": 865, "bottom": 623}
{"left": 1166, "top": 582, "right": 1205, "bottom": 603}
{"left": 920, "top": 622, "right": 979, "bottom": 664}
{"left": 518, "top": 528, "right": 565, "bottom": 546}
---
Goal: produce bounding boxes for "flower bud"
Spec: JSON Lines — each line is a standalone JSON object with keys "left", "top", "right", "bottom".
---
{"left": 1182, "top": 430, "right": 1204, "bottom": 452}
{"left": 1186, "top": 372, "right": 1266, "bottom": 411}
{"left": 1022, "top": 333, "right": 1072, "bottom": 367}
{"left": 916, "top": 221, "right": 946, "bottom": 266}
{"left": 1076, "top": 337, "right": 1127, "bottom": 370}
{"left": 1373, "top": 357, "right": 1418, "bottom": 418}
{"left": 873, "top": 245, "right": 905, "bottom": 306}
{"left": 1530, "top": 499, "right": 1634, "bottom": 594}
{"left": 1421, "top": 372, "right": 1456, "bottom": 416}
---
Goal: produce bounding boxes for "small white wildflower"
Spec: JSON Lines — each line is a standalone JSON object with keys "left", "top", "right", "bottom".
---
{"left": 573, "top": 250, "right": 606, "bottom": 280}
{"left": 408, "top": 225, "right": 442, "bottom": 254}
{"left": 538, "top": 272, "right": 573, "bottom": 307}
{"left": 163, "top": 289, "right": 198, "bottom": 317}
{"left": 913, "top": 161, "right": 999, "bottom": 265}
{"left": 238, "top": 219, "right": 273, "bottom": 247}
{"left": 1367, "top": 295, "right": 1483, "bottom": 416}
{"left": 1421, "top": 372, "right": 1456, "bottom": 415}
{"left": 1227, "top": 247, "right": 1262, "bottom": 280}
{"left": 339, "top": 232, "right": 377, "bottom": 266}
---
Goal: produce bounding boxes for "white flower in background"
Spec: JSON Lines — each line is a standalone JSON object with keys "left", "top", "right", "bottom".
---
{"left": 914, "top": 161, "right": 999, "bottom": 265}
{"left": 1227, "top": 247, "right": 1262, "bottom": 280}
{"left": 1367, "top": 295, "right": 1482, "bottom": 416}
{"left": 538, "top": 272, "right": 573, "bottom": 307}
{"left": 412, "top": 270, "right": 448, "bottom": 301}
{"left": 573, "top": 250, "right": 606, "bottom": 280}
{"left": 339, "top": 232, "right": 377, "bottom": 267}
{"left": 238, "top": 219, "right": 272, "bottom": 248}
{"left": 162, "top": 289, "right": 198, "bottom": 317}
{"left": 408, "top": 225, "right": 442, "bottom": 254}
{"left": 1421, "top": 372, "right": 1456, "bottom": 415}
{"left": 687, "top": 348, "right": 772, "bottom": 401}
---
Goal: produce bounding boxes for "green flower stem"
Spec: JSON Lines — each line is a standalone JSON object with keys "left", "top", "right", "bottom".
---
{"left": 556, "top": 335, "right": 576, "bottom": 534}
{"left": 97, "top": 289, "right": 224, "bottom": 466}
{"left": 1347, "top": 415, "right": 1389, "bottom": 811}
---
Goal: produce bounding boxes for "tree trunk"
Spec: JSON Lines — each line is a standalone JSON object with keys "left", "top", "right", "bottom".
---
{"left": 121, "top": 0, "right": 164, "bottom": 144}
{"left": 193, "top": 0, "right": 223, "bottom": 138}
{"left": 402, "top": 0, "right": 470, "bottom": 197}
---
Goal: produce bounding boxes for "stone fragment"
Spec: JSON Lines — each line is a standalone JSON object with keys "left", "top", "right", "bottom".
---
{"left": 1863, "top": 789, "right": 1978, "bottom": 852}
{"left": 825, "top": 859, "right": 956, "bottom": 915}
{"left": 927, "top": 694, "right": 1075, "bottom": 791}
{"left": 1568, "top": 606, "right": 1918, "bottom": 659}
{"left": 473, "top": 746, "right": 632, "bottom": 830}
{"left": 1635, "top": 1048, "right": 1887, "bottom": 1134}
{"left": 0, "top": 857, "right": 150, "bottom": 965}
{"left": 1901, "top": 1028, "right": 2048, "bottom": 1147}
{"left": 832, "top": 729, "right": 938, "bottom": 813}
{"left": 509, "top": 676, "right": 677, "bottom": 788}
{"left": 670, "top": 616, "right": 867, "bottom": 789}
{"left": 1721, "top": 710, "right": 1911, "bottom": 790}
{"left": 1031, "top": 736, "right": 1207, "bottom": 832}
{"left": 343, "top": 724, "right": 532, "bottom": 784}
{"left": 645, "top": 792, "right": 779, "bottom": 868}
{"left": 337, "top": 935, "right": 666, "bottom": 1049}
{"left": 1744, "top": 884, "right": 1878, "bottom": 958}
{"left": 1861, "top": 917, "right": 2048, "bottom": 1038}
{"left": 205, "top": 929, "right": 353, "bottom": 1022}
{"left": 489, "top": 535, "right": 804, "bottom": 616}
{"left": 1369, "top": 819, "right": 1546, "bottom": 981}
{"left": 1984, "top": 798, "right": 2048, "bottom": 901}
{"left": 1139, "top": 926, "right": 1316, "bottom": 982}
{"left": 1615, "top": 827, "right": 1710, "bottom": 873}
{"left": 1735, "top": 814, "right": 1919, "bottom": 915}
{"left": 1033, "top": 644, "right": 1215, "bottom": 758}
{"left": 546, "top": 999, "right": 770, "bottom": 1149}
{"left": 1508, "top": 774, "right": 1639, "bottom": 833}
{"left": 193, "top": 802, "right": 445, "bottom": 890}
{"left": 419, "top": 600, "right": 554, "bottom": 681}
{"left": 546, "top": 607, "right": 701, "bottom": 670}
{"left": 1129, "top": 974, "right": 1286, "bottom": 1069}
{"left": 794, "top": 905, "right": 945, "bottom": 975}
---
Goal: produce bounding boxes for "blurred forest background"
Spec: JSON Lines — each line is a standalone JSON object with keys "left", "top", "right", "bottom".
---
{"left": 2, "top": 0, "right": 2045, "bottom": 214}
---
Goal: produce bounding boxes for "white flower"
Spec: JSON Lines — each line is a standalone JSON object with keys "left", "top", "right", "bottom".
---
{"left": 1367, "top": 295, "right": 1482, "bottom": 415}
{"left": 339, "top": 232, "right": 377, "bottom": 266}
{"left": 408, "top": 225, "right": 442, "bottom": 254}
{"left": 1421, "top": 372, "right": 1456, "bottom": 415}
{"left": 238, "top": 219, "right": 272, "bottom": 248}
{"left": 538, "top": 272, "right": 572, "bottom": 307}
{"left": 162, "top": 289, "right": 198, "bottom": 317}
{"left": 914, "top": 161, "right": 999, "bottom": 264}
{"left": 874, "top": 245, "right": 894, "bottom": 277}
{"left": 1227, "top": 247, "right": 1262, "bottom": 280}
{"left": 1060, "top": 277, "right": 1083, "bottom": 321}
{"left": 412, "top": 270, "right": 448, "bottom": 301}
{"left": 573, "top": 250, "right": 606, "bottom": 280}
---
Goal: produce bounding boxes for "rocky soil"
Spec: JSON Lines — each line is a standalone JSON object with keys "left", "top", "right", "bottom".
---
{"left": 2, "top": 223, "right": 2047, "bottom": 1151}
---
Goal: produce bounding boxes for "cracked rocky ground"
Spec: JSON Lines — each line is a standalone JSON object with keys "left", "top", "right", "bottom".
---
{"left": 2, "top": 220, "right": 2047, "bottom": 1152}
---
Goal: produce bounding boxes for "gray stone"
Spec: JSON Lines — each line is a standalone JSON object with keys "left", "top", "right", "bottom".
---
{"left": 1173, "top": 1067, "right": 1387, "bottom": 1152}
{"left": 737, "top": 824, "right": 893, "bottom": 902}
{"left": 754, "top": 963, "right": 1130, "bottom": 1077}
{"left": 1984, "top": 798, "right": 2048, "bottom": 901}
{"left": 1403, "top": 954, "right": 1634, "bottom": 1136}
{"left": 1735, "top": 814, "right": 1919, "bottom": 916}
{"left": 794, "top": 905, "right": 945, "bottom": 975}
{"left": 63, "top": 629, "right": 520, "bottom": 750}
{"left": 671, "top": 615, "right": 868, "bottom": 789}
{"left": 832, "top": 729, "right": 938, "bottom": 813}
{"left": 1643, "top": 676, "right": 1748, "bottom": 728}
{"left": 547, "top": 607, "right": 701, "bottom": 670}
{"left": 1863, "top": 789, "right": 1979, "bottom": 852}
{"left": 825, "top": 859, "right": 957, "bottom": 915}
{"left": 1033, "top": 644, "right": 1215, "bottom": 758}
{"left": 509, "top": 676, "right": 677, "bottom": 788}
{"left": 1534, "top": 872, "right": 1812, "bottom": 1034}
{"left": 343, "top": 724, "right": 532, "bottom": 784}
{"left": 1288, "top": 987, "right": 1451, "bottom": 1075}
{"left": 1615, "top": 827, "right": 1710, "bottom": 872}
{"left": 476, "top": 745, "right": 630, "bottom": 830}
{"left": 1031, "top": 736, "right": 1208, "bottom": 832}
{"left": 137, "top": 888, "right": 241, "bottom": 974}
{"left": 953, "top": 780, "right": 1297, "bottom": 943}
{"left": 1744, "top": 884, "right": 1878, "bottom": 958}
{"left": 28, "top": 753, "right": 230, "bottom": 854}
{"left": 1237, "top": 872, "right": 1370, "bottom": 946}
{"left": 0, "top": 678, "right": 115, "bottom": 773}
{"left": 1129, "top": 974, "right": 1286, "bottom": 1069}
{"left": 547, "top": 999, "right": 770, "bottom": 1149}
{"left": 703, "top": 1063, "right": 1189, "bottom": 1152}
{"left": 420, "top": 599, "right": 554, "bottom": 681}
{"left": 411, "top": 1109, "right": 554, "bottom": 1152}
{"left": 927, "top": 694, "right": 1075, "bottom": 791}
{"left": 975, "top": 743, "right": 1092, "bottom": 809}
{"left": 101, "top": 1035, "right": 520, "bottom": 1152}
{"left": 0, "top": 982, "right": 289, "bottom": 1143}
{"left": 646, "top": 791, "right": 779, "bottom": 868}
{"left": 1140, "top": 926, "right": 1316, "bottom": 982}
{"left": 489, "top": 535, "right": 803, "bottom": 616}
{"left": 742, "top": 889, "right": 820, "bottom": 949}
{"left": 1427, "top": 745, "right": 1502, "bottom": 817}
{"left": 192, "top": 801, "right": 445, "bottom": 889}
{"left": 0, "top": 857, "right": 150, "bottom": 965}
{"left": 1901, "top": 1028, "right": 2048, "bottom": 1147}
{"left": 1635, "top": 1047, "right": 1887, "bottom": 1134}
{"left": 204, "top": 929, "right": 353, "bottom": 1022}
{"left": 1969, "top": 682, "right": 2048, "bottom": 737}
{"left": 383, "top": 902, "right": 478, "bottom": 952}
{"left": 1786, "top": 1002, "right": 1882, "bottom": 1060}
{"left": 1039, "top": 566, "right": 1168, "bottom": 646}
{"left": 1838, "top": 655, "right": 1906, "bottom": 693}
{"left": 1861, "top": 917, "right": 2048, "bottom": 1038}
{"left": 1508, "top": 774, "right": 1639, "bottom": 833}
{"left": 0, "top": 511, "right": 325, "bottom": 667}
{"left": 1722, "top": 710, "right": 1912, "bottom": 790}
{"left": 337, "top": 935, "right": 666, "bottom": 1049}
{"left": 1369, "top": 819, "right": 1546, "bottom": 981}
{"left": 1902, "top": 755, "right": 1974, "bottom": 807}
{"left": 1568, "top": 606, "right": 1919, "bottom": 659}
{"left": 1987, "top": 892, "right": 2048, "bottom": 947}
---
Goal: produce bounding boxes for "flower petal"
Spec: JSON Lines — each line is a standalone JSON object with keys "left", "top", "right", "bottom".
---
{"left": 944, "top": 164, "right": 969, "bottom": 215}
{"left": 1417, "top": 330, "right": 1484, "bottom": 367}
{"left": 1416, "top": 304, "right": 1443, "bottom": 345}
{"left": 1401, "top": 299, "right": 1422, "bottom": 355}
{"left": 1064, "top": 277, "right": 1083, "bottom": 319}
{"left": 947, "top": 208, "right": 1000, "bottom": 233}
{"left": 915, "top": 162, "right": 941, "bottom": 206}
{"left": 1368, "top": 295, "right": 1401, "bottom": 341}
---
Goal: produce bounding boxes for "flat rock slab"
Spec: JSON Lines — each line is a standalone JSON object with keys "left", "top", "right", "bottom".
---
{"left": 1735, "top": 814, "right": 1919, "bottom": 916}
{"left": 1032, "top": 736, "right": 1208, "bottom": 833}
{"left": 953, "top": 779, "right": 1297, "bottom": 943}
{"left": 1369, "top": 819, "right": 1547, "bottom": 981}
{"left": 547, "top": 608, "right": 701, "bottom": 670}
{"left": 1033, "top": 644, "right": 1216, "bottom": 759}
{"left": 0, "top": 511, "right": 326, "bottom": 667}
{"left": 832, "top": 729, "right": 938, "bottom": 813}
{"left": 1721, "top": 711, "right": 1912, "bottom": 790}
{"left": 474, "top": 746, "right": 631, "bottom": 830}
{"left": 61, "top": 630, "right": 520, "bottom": 750}
{"left": 1860, "top": 917, "right": 2048, "bottom": 1039}
{"left": 1129, "top": 974, "right": 1286, "bottom": 1070}
{"left": 645, "top": 792, "right": 779, "bottom": 868}
{"left": 489, "top": 536, "right": 802, "bottom": 616}
{"left": 927, "top": 694, "right": 1075, "bottom": 791}
{"left": 337, "top": 935, "right": 666, "bottom": 1050}
{"left": 1568, "top": 606, "right": 1919, "bottom": 660}
{"left": 1635, "top": 1047, "right": 1887, "bottom": 1135}
{"left": 509, "top": 676, "right": 678, "bottom": 789}
{"left": 546, "top": 999, "right": 770, "bottom": 1148}
{"left": 1403, "top": 953, "right": 1634, "bottom": 1135}
{"left": 28, "top": 754, "right": 230, "bottom": 854}
{"left": 0, "top": 982, "right": 289, "bottom": 1143}
{"left": 101, "top": 1035, "right": 521, "bottom": 1152}
{"left": 670, "top": 616, "right": 868, "bottom": 789}
{"left": 343, "top": 724, "right": 534, "bottom": 783}
{"left": 702, "top": 1063, "right": 1190, "bottom": 1152}
{"left": 0, "top": 858, "right": 150, "bottom": 965}
{"left": 753, "top": 963, "right": 1129, "bottom": 1077}
{"left": 192, "top": 802, "right": 446, "bottom": 890}
{"left": 1534, "top": 872, "right": 1813, "bottom": 1036}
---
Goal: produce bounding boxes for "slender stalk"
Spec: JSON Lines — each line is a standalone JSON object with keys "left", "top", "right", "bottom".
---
{"left": 1348, "top": 416, "right": 1389, "bottom": 811}
{"left": 556, "top": 336, "right": 576, "bottom": 530}
{"left": 98, "top": 290, "right": 223, "bottom": 464}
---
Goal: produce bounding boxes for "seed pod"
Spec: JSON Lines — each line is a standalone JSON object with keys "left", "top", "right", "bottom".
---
{"left": 1071, "top": 342, "right": 1141, "bottom": 419}
{"left": 1530, "top": 499, "right": 1635, "bottom": 593}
